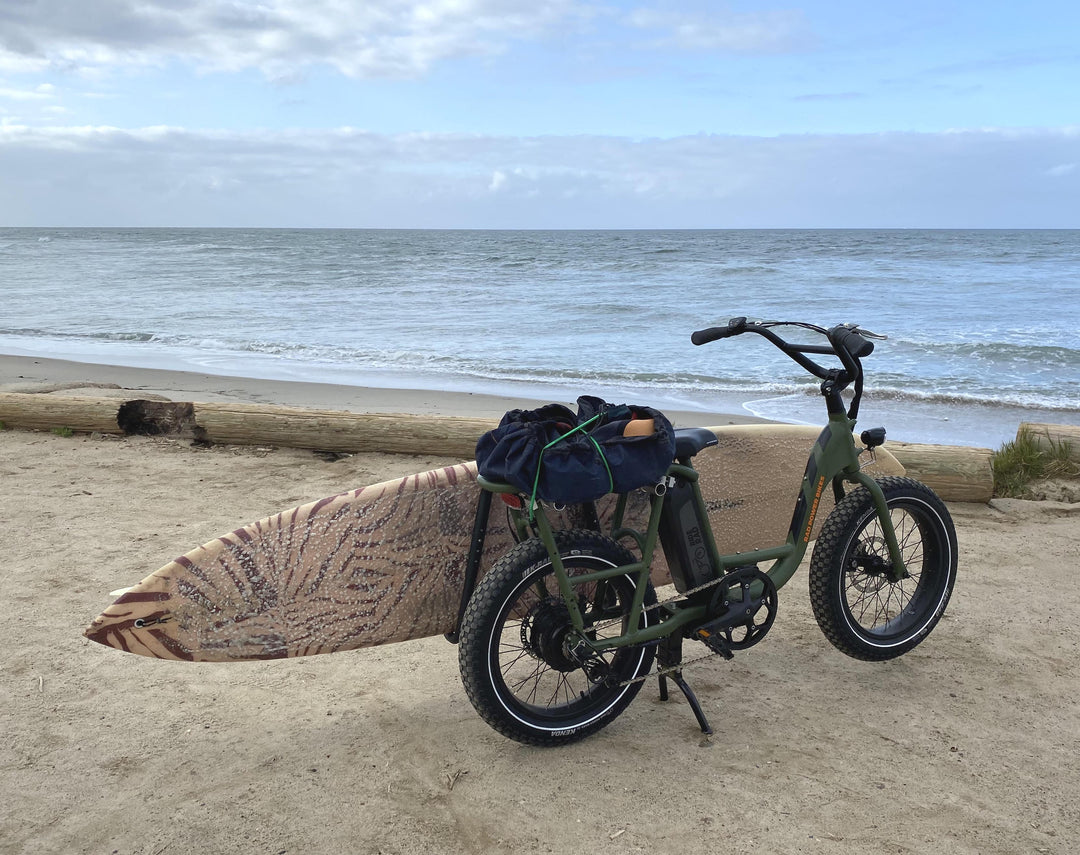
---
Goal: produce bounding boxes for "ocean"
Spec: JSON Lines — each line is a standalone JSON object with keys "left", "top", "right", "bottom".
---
{"left": 2, "top": 227, "right": 1078, "bottom": 448}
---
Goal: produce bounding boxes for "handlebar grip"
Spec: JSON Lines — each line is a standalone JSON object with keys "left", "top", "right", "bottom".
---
{"left": 831, "top": 326, "right": 874, "bottom": 359}
{"left": 692, "top": 317, "right": 747, "bottom": 346}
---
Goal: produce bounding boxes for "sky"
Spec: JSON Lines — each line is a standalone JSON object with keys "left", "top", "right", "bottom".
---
{"left": 0, "top": 0, "right": 1077, "bottom": 228}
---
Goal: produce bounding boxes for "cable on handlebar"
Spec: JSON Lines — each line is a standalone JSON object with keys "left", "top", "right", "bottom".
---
{"left": 830, "top": 325, "right": 875, "bottom": 359}
{"left": 691, "top": 318, "right": 878, "bottom": 422}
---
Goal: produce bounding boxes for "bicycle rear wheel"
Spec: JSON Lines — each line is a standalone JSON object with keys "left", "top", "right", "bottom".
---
{"left": 458, "top": 530, "right": 657, "bottom": 746}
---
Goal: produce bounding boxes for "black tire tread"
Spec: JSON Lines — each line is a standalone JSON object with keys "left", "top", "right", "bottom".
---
{"left": 458, "top": 529, "right": 653, "bottom": 746}
{"left": 809, "top": 476, "right": 957, "bottom": 662}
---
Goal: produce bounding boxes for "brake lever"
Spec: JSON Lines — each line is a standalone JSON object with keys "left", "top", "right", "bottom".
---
{"left": 849, "top": 324, "right": 888, "bottom": 341}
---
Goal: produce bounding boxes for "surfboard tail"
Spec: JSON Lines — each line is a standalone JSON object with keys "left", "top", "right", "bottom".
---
{"left": 84, "top": 579, "right": 197, "bottom": 660}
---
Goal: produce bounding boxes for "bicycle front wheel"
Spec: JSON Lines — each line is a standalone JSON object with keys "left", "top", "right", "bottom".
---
{"left": 809, "top": 477, "right": 957, "bottom": 661}
{"left": 458, "top": 530, "right": 657, "bottom": 746}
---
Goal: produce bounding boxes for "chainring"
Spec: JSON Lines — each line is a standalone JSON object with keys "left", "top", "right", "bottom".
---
{"left": 702, "top": 565, "right": 778, "bottom": 651}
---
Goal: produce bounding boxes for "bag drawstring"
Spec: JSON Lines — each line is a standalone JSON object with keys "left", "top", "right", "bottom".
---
{"left": 528, "top": 412, "right": 613, "bottom": 519}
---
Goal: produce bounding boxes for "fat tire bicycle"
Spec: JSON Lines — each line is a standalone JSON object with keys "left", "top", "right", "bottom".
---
{"left": 455, "top": 318, "right": 958, "bottom": 745}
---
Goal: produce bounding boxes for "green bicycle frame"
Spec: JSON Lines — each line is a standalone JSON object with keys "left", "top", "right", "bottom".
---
{"left": 479, "top": 408, "right": 908, "bottom": 655}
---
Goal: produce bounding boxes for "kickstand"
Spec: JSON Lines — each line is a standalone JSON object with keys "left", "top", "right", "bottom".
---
{"left": 657, "top": 635, "right": 714, "bottom": 735}
{"left": 664, "top": 670, "right": 713, "bottom": 735}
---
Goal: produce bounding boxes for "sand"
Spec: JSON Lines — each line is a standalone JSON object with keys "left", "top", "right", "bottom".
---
{"left": 2, "top": 364, "right": 1079, "bottom": 854}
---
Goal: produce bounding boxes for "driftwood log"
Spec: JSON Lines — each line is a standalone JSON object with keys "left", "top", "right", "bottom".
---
{"left": 0, "top": 392, "right": 126, "bottom": 435}
{"left": 192, "top": 402, "right": 494, "bottom": 458}
{"left": 1019, "top": 422, "right": 1080, "bottom": 462}
{"left": 0, "top": 393, "right": 494, "bottom": 458}
{"left": 886, "top": 441, "right": 994, "bottom": 504}
{"left": 0, "top": 391, "right": 1009, "bottom": 502}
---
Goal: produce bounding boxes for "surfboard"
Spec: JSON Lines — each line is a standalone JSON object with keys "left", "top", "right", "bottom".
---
{"left": 84, "top": 424, "right": 903, "bottom": 662}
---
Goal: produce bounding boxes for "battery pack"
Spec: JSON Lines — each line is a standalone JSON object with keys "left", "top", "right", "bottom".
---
{"left": 658, "top": 477, "right": 715, "bottom": 593}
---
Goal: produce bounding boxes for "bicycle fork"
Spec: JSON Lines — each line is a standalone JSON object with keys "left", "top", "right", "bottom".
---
{"left": 786, "top": 417, "right": 909, "bottom": 587}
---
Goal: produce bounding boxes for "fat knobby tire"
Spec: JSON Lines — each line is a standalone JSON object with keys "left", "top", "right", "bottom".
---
{"left": 809, "top": 476, "right": 957, "bottom": 661}
{"left": 458, "top": 529, "right": 657, "bottom": 746}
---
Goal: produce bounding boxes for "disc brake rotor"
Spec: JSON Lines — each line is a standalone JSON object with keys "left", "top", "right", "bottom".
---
{"left": 850, "top": 537, "right": 892, "bottom": 593}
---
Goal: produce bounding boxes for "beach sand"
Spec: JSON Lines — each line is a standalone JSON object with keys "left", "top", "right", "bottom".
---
{"left": 2, "top": 362, "right": 1078, "bottom": 854}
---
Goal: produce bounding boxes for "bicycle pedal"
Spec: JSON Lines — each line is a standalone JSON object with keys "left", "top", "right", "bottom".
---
{"left": 693, "top": 626, "right": 734, "bottom": 660}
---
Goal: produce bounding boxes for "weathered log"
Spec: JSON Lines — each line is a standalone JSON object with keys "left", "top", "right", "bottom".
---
{"left": 192, "top": 401, "right": 495, "bottom": 458}
{"left": 117, "top": 400, "right": 196, "bottom": 436}
{"left": 886, "top": 441, "right": 994, "bottom": 503}
{"left": 0, "top": 391, "right": 1001, "bottom": 503}
{"left": 1018, "top": 422, "right": 1080, "bottom": 462}
{"left": 0, "top": 392, "right": 124, "bottom": 435}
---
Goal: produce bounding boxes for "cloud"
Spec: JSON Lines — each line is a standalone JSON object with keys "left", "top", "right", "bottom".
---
{"left": 1, "top": 125, "right": 1076, "bottom": 228}
{"left": 0, "top": 0, "right": 593, "bottom": 78}
{"left": 791, "top": 91, "right": 865, "bottom": 103}
{"left": 0, "top": 83, "right": 55, "bottom": 100}
{"left": 625, "top": 5, "right": 811, "bottom": 53}
{"left": 926, "top": 49, "right": 1080, "bottom": 77}
{"left": 0, "top": 1, "right": 815, "bottom": 80}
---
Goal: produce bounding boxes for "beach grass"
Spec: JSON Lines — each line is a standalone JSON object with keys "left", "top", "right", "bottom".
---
{"left": 992, "top": 427, "right": 1080, "bottom": 497}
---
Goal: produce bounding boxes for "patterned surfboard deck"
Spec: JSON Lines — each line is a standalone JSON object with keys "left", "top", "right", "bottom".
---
{"left": 84, "top": 424, "right": 902, "bottom": 662}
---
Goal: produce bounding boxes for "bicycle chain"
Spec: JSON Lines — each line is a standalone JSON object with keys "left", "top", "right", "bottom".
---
{"left": 616, "top": 650, "right": 719, "bottom": 687}
{"left": 582, "top": 573, "right": 731, "bottom": 687}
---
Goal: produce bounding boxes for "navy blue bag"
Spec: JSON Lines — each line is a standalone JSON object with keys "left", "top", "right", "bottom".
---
{"left": 475, "top": 396, "right": 676, "bottom": 506}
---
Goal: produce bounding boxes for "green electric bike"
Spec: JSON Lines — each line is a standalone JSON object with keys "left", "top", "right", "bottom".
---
{"left": 457, "top": 318, "right": 958, "bottom": 745}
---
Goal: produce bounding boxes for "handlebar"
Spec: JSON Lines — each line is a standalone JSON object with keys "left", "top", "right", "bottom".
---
{"left": 691, "top": 317, "right": 885, "bottom": 420}
{"left": 690, "top": 316, "right": 748, "bottom": 345}
{"left": 830, "top": 324, "right": 876, "bottom": 360}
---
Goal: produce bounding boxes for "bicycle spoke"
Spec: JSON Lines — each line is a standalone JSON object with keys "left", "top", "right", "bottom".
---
{"left": 841, "top": 501, "right": 946, "bottom": 633}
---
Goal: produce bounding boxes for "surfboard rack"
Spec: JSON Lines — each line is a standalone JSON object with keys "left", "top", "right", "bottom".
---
{"left": 444, "top": 489, "right": 494, "bottom": 644}
{"left": 444, "top": 486, "right": 607, "bottom": 644}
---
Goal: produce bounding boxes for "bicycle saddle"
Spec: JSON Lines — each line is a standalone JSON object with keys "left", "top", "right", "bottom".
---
{"left": 673, "top": 428, "right": 718, "bottom": 460}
